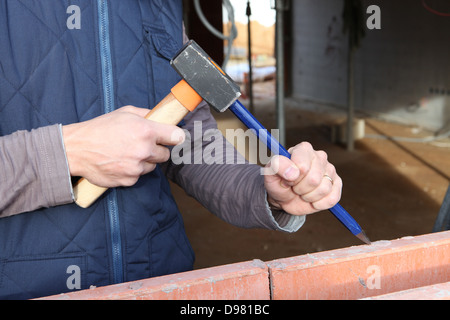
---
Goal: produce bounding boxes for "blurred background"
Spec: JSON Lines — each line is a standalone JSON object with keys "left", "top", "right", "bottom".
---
{"left": 178, "top": 0, "right": 450, "bottom": 269}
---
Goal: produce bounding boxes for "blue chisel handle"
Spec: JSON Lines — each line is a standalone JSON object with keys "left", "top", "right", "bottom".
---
{"left": 228, "top": 100, "right": 364, "bottom": 236}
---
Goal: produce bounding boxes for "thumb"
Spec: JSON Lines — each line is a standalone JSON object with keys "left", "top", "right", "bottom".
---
{"left": 264, "top": 155, "right": 300, "bottom": 185}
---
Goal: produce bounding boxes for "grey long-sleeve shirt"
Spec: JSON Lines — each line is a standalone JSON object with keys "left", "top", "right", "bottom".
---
{"left": 0, "top": 124, "right": 73, "bottom": 216}
{"left": 0, "top": 101, "right": 305, "bottom": 232}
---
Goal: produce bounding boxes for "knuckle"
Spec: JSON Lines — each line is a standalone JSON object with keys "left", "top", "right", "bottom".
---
{"left": 334, "top": 176, "right": 343, "bottom": 188}
{"left": 124, "top": 160, "right": 148, "bottom": 178}
{"left": 146, "top": 147, "right": 170, "bottom": 163}
{"left": 120, "top": 105, "right": 134, "bottom": 112}
{"left": 160, "top": 147, "right": 171, "bottom": 162}
{"left": 131, "top": 149, "right": 151, "bottom": 165}
{"left": 292, "top": 184, "right": 303, "bottom": 196}
{"left": 321, "top": 182, "right": 334, "bottom": 197}
{"left": 307, "top": 171, "right": 322, "bottom": 187}
{"left": 141, "top": 162, "right": 156, "bottom": 175}
{"left": 327, "top": 192, "right": 341, "bottom": 207}
{"left": 329, "top": 188, "right": 342, "bottom": 205}
{"left": 312, "top": 202, "right": 326, "bottom": 211}
{"left": 121, "top": 176, "right": 139, "bottom": 187}
{"left": 300, "top": 141, "right": 313, "bottom": 150}
{"left": 139, "top": 122, "right": 155, "bottom": 139}
{"left": 126, "top": 166, "right": 142, "bottom": 179}
{"left": 148, "top": 163, "right": 157, "bottom": 172}
{"left": 327, "top": 163, "right": 336, "bottom": 175}
{"left": 291, "top": 142, "right": 312, "bottom": 155}
{"left": 316, "top": 150, "right": 328, "bottom": 161}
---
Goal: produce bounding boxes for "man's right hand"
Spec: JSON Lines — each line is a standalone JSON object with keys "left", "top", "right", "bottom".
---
{"left": 62, "top": 105, "right": 185, "bottom": 187}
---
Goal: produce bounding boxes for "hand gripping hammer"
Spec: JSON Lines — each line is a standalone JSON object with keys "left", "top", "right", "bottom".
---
{"left": 74, "top": 40, "right": 370, "bottom": 244}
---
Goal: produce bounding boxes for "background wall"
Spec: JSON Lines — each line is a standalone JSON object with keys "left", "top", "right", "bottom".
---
{"left": 291, "top": 0, "right": 450, "bottom": 131}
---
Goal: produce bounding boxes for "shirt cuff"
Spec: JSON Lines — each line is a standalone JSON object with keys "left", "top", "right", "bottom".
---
{"left": 251, "top": 170, "right": 305, "bottom": 233}
{"left": 262, "top": 190, "right": 306, "bottom": 233}
{"left": 36, "top": 124, "right": 74, "bottom": 206}
{"left": 57, "top": 124, "right": 75, "bottom": 201}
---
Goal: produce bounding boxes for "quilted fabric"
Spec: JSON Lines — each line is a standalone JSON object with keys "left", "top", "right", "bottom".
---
{"left": 0, "top": 0, "right": 194, "bottom": 299}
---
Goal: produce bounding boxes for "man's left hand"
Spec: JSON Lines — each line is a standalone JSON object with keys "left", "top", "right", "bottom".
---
{"left": 264, "top": 142, "right": 342, "bottom": 216}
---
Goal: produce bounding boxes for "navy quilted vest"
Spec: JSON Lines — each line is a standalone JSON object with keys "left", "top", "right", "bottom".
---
{"left": 0, "top": 0, "right": 194, "bottom": 299}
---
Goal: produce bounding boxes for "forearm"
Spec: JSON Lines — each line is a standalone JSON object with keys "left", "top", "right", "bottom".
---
{"left": 0, "top": 125, "right": 73, "bottom": 217}
{"left": 176, "top": 160, "right": 304, "bottom": 232}
{"left": 165, "top": 102, "right": 305, "bottom": 232}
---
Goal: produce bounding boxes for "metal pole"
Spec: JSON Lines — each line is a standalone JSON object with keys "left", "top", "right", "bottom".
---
{"left": 346, "top": 40, "right": 355, "bottom": 151}
{"left": 432, "top": 185, "right": 450, "bottom": 232}
{"left": 246, "top": 1, "right": 254, "bottom": 113}
{"left": 275, "top": 0, "right": 286, "bottom": 146}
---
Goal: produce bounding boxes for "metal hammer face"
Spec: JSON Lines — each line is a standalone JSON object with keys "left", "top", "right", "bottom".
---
{"left": 170, "top": 40, "right": 241, "bottom": 113}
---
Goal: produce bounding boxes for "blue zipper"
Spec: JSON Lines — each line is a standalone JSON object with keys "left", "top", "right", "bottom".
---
{"left": 97, "top": 0, "right": 124, "bottom": 284}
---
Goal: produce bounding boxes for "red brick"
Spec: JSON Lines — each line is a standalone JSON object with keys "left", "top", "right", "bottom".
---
{"left": 39, "top": 259, "right": 269, "bottom": 300}
{"left": 362, "top": 281, "right": 450, "bottom": 300}
{"left": 267, "top": 231, "right": 450, "bottom": 300}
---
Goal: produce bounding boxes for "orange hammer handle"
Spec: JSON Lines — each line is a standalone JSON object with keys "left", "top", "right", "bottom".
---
{"left": 73, "top": 80, "right": 202, "bottom": 208}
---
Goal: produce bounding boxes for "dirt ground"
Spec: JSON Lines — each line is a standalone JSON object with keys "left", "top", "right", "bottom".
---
{"left": 170, "top": 80, "right": 450, "bottom": 270}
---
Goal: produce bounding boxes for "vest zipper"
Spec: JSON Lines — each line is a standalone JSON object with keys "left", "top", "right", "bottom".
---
{"left": 97, "top": 0, "right": 124, "bottom": 284}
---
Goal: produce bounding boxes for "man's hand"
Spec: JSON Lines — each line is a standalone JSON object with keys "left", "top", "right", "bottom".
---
{"left": 264, "top": 142, "right": 342, "bottom": 216}
{"left": 62, "top": 106, "right": 185, "bottom": 187}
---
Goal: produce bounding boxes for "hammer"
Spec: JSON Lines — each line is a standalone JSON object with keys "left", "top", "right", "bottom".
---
{"left": 74, "top": 40, "right": 370, "bottom": 244}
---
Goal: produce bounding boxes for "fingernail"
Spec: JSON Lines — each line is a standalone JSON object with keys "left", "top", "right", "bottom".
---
{"left": 172, "top": 129, "right": 186, "bottom": 144}
{"left": 284, "top": 165, "right": 299, "bottom": 180}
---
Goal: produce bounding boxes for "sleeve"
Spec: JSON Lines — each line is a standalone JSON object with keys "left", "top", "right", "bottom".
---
{"left": 0, "top": 125, "right": 74, "bottom": 218}
{"left": 163, "top": 101, "right": 305, "bottom": 233}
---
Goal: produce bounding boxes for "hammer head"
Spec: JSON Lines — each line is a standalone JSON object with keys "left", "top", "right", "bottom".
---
{"left": 170, "top": 40, "right": 241, "bottom": 113}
